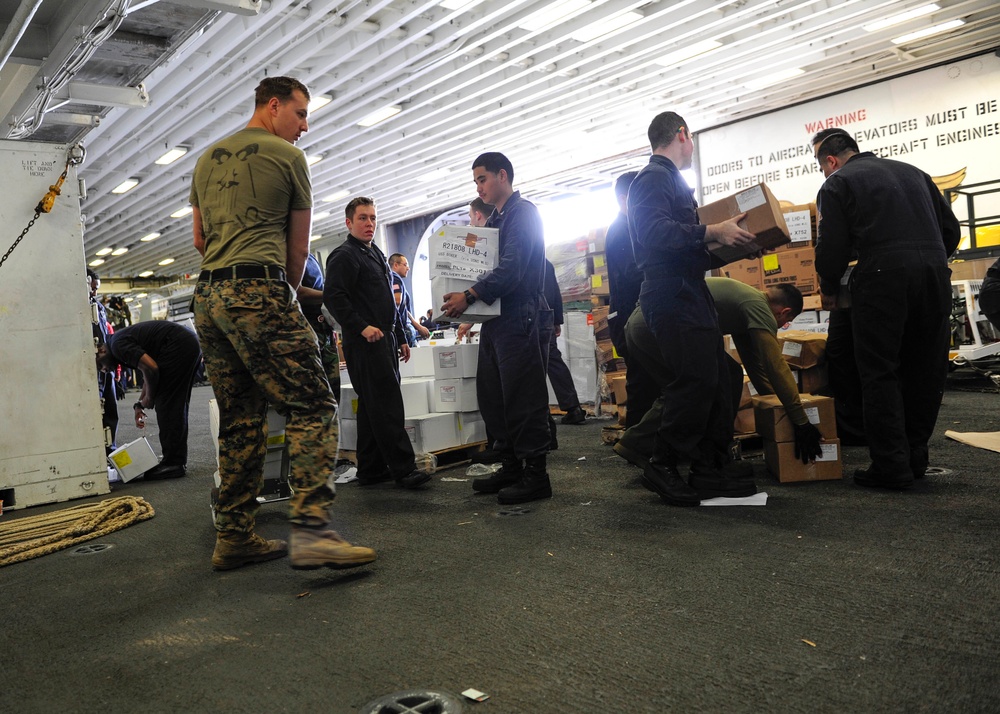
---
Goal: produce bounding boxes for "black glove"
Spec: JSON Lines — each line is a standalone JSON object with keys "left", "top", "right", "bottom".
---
{"left": 793, "top": 422, "right": 823, "bottom": 464}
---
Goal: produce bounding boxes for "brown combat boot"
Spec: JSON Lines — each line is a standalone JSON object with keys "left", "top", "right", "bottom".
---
{"left": 290, "top": 527, "right": 377, "bottom": 570}
{"left": 212, "top": 532, "right": 288, "bottom": 571}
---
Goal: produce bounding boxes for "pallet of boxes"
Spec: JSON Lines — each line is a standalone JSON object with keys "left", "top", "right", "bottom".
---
{"left": 584, "top": 228, "right": 628, "bottom": 421}
{"left": 338, "top": 224, "right": 498, "bottom": 465}
{"left": 546, "top": 232, "right": 599, "bottom": 414}
{"left": 705, "top": 184, "right": 843, "bottom": 483}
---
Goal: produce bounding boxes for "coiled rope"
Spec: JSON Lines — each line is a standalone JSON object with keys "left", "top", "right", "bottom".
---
{"left": 0, "top": 496, "right": 155, "bottom": 567}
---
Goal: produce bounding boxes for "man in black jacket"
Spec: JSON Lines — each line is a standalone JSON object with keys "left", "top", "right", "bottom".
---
{"left": 812, "top": 128, "right": 961, "bottom": 489}
{"left": 324, "top": 197, "right": 430, "bottom": 489}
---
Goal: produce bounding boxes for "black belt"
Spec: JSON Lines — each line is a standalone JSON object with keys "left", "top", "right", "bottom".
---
{"left": 198, "top": 264, "right": 286, "bottom": 283}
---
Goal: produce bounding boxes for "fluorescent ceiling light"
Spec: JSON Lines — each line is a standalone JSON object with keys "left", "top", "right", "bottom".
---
{"left": 138, "top": 270, "right": 154, "bottom": 277}
{"left": 892, "top": 19, "right": 964, "bottom": 44}
{"left": 313, "top": 210, "right": 331, "bottom": 220}
{"left": 158, "top": 258, "right": 175, "bottom": 266}
{"left": 416, "top": 167, "right": 451, "bottom": 184}
{"left": 571, "top": 10, "right": 642, "bottom": 43}
{"left": 440, "top": 0, "right": 480, "bottom": 9}
{"left": 309, "top": 234, "right": 322, "bottom": 242}
{"left": 518, "top": 0, "right": 591, "bottom": 32}
{"left": 88, "top": 258, "right": 105, "bottom": 267}
{"left": 96, "top": 246, "right": 114, "bottom": 256}
{"left": 357, "top": 104, "right": 402, "bottom": 127}
{"left": 170, "top": 206, "right": 193, "bottom": 218}
{"left": 308, "top": 94, "right": 333, "bottom": 113}
{"left": 140, "top": 232, "right": 160, "bottom": 242}
{"left": 111, "top": 178, "right": 139, "bottom": 194}
{"left": 322, "top": 189, "right": 351, "bottom": 203}
{"left": 743, "top": 67, "right": 805, "bottom": 90}
{"left": 400, "top": 195, "right": 428, "bottom": 207}
{"left": 306, "top": 154, "right": 323, "bottom": 166}
{"left": 124, "top": 296, "right": 134, "bottom": 302}
{"left": 111, "top": 247, "right": 129, "bottom": 256}
{"left": 864, "top": 3, "right": 939, "bottom": 32}
{"left": 135, "top": 293, "right": 148, "bottom": 298}
{"left": 154, "top": 147, "right": 188, "bottom": 165}
{"left": 654, "top": 39, "right": 723, "bottom": 67}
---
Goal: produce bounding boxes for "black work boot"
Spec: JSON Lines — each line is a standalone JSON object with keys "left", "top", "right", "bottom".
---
{"left": 472, "top": 456, "right": 523, "bottom": 494}
{"left": 498, "top": 455, "right": 552, "bottom": 504}
{"left": 641, "top": 447, "right": 700, "bottom": 506}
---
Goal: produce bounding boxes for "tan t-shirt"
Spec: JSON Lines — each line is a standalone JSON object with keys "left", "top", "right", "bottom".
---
{"left": 190, "top": 127, "right": 312, "bottom": 271}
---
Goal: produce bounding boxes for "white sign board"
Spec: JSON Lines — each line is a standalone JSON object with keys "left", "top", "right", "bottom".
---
{"left": 696, "top": 53, "right": 1000, "bottom": 224}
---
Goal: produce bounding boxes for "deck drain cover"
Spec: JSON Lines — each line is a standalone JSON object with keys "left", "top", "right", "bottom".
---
{"left": 924, "top": 467, "right": 952, "bottom": 476}
{"left": 360, "top": 689, "right": 463, "bottom": 714}
{"left": 69, "top": 543, "right": 113, "bottom": 555}
{"left": 498, "top": 506, "right": 530, "bottom": 516}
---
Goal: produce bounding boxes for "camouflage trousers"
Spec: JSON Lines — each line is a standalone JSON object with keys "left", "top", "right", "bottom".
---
{"left": 194, "top": 278, "right": 338, "bottom": 534}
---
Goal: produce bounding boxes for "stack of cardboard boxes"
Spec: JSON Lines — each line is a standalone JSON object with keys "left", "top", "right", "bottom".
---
{"left": 339, "top": 343, "right": 486, "bottom": 455}
{"left": 752, "top": 394, "right": 841, "bottom": 482}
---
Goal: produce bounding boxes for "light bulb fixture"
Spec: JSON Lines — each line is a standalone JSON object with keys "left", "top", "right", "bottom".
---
{"left": 96, "top": 246, "right": 114, "bottom": 256}
{"left": 154, "top": 147, "right": 188, "bottom": 165}
{"left": 111, "top": 178, "right": 140, "bottom": 194}
{"left": 138, "top": 270, "right": 154, "bottom": 277}
{"left": 111, "top": 247, "right": 129, "bottom": 256}
{"left": 158, "top": 257, "right": 175, "bottom": 266}
{"left": 140, "top": 232, "right": 161, "bottom": 242}
{"left": 357, "top": 104, "right": 402, "bottom": 127}
{"left": 170, "top": 206, "right": 193, "bottom": 218}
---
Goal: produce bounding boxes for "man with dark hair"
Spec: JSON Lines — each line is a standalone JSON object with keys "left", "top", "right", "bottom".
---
{"left": 469, "top": 197, "right": 493, "bottom": 226}
{"left": 388, "top": 252, "right": 430, "bottom": 345}
{"left": 628, "top": 111, "right": 757, "bottom": 506}
{"left": 191, "top": 76, "right": 376, "bottom": 572}
{"left": 811, "top": 127, "right": 961, "bottom": 489}
{"left": 441, "top": 152, "right": 553, "bottom": 504}
{"left": 325, "top": 198, "right": 430, "bottom": 490}
{"left": 604, "top": 170, "right": 656, "bottom": 429}
{"left": 615, "top": 278, "right": 823, "bottom": 470}
{"left": 96, "top": 321, "right": 202, "bottom": 480}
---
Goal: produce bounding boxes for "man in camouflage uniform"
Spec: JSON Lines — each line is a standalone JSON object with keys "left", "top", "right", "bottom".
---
{"left": 191, "top": 76, "right": 376, "bottom": 571}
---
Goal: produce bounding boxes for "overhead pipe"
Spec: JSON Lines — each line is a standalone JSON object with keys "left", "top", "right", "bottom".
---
{"left": 0, "top": 0, "right": 46, "bottom": 74}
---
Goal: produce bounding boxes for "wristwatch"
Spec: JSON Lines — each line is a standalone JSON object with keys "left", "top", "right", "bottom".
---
{"left": 463, "top": 289, "right": 477, "bottom": 306}
{"left": 133, "top": 401, "right": 144, "bottom": 411}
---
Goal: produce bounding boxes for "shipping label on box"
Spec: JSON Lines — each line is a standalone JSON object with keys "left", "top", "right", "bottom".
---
{"left": 698, "top": 183, "right": 791, "bottom": 264}
{"left": 777, "top": 329, "right": 827, "bottom": 369}
{"left": 764, "top": 439, "right": 842, "bottom": 482}
{"left": 433, "top": 378, "right": 479, "bottom": 412}
{"left": 761, "top": 246, "right": 818, "bottom": 294}
{"left": 752, "top": 393, "right": 838, "bottom": 442}
{"left": 108, "top": 437, "right": 159, "bottom": 482}
{"left": 782, "top": 209, "right": 813, "bottom": 246}
{"left": 429, "top": 225, "right": 499, "bottom": 280}
{"left": 433, "top": 343, "right": 479, "bottom": 379}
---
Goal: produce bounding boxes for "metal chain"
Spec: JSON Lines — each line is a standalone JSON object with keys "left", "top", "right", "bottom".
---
{"left": 0, "top": 157, "right": 73, "bottom": 271}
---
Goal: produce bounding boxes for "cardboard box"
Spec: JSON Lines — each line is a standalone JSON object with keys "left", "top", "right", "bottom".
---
{"left": 429, "top": 225, "right": 499, "bottom": 280}
{"left": 591, "top": 305, "right": 610, "bottom": 341}
{"left": 949, "top": 257, "right": 995, "bottom": 281}
{"left": 398, "top": 345, "right": 436, "bottom": 378}
{"left": 733, "top": 407, "right": 756, "bottom": 435}
{"left": 431, "top": 276, "right": 501, "bottom": 324}
{"left": 587, "top": 253, "right": 607, "bottom": 275}
{"left": 339, "top": 382, "right": 359, "bottom": 420}
{"left": 401, "top": 378, "right": 434, "bottom": 417}
{"left": 404, "top": 413, "right": 460, "bottom": 453}
{"left": 608, "top": 373, "right": 627, "bottom": 405}
{"left": 432, "top": 377, "right": 479, "bottom": 412}
{"left": 456, "top": 411, "right": 488, "bottom": 444}
{"left": 107, "top": 437, "right": 159, "bottom": 482}
{"left": 752, "top": 393, "right": 838, "bottom": 442}
{"left": 697, "top": 183, "right": 791, "bottom": 264}
{"left": 590, "top": 271, "right": 610, "bottom": 296}
{"left": 722, "top": 258, "right": 764, "bottom": 290}
{"left": 340, "top": 418, "right": 357, "bottom": 450}
{"left": 778, "top": 203, "right": 817, "bottom": 250}
{"left": 266, "top": 407, "right": 286, "bottom": 448}
{"left": 764, "top": 439, "right": 842, "bottom": 482}
{"left": 432, "top": 343, "right": 479, "bottom": 379}
{"left": 777, "top": 330, "right": 827, "bottom": 369}
{"left": 796, "top": 364, "right": 829, "bottom": 394}
{"left": 761, "top": 246, "right": 818, "bottom": 295}
{"left": 586, "top": 227, "right": 607, "bottom": 254}
{"left": 802, "top": 293, "right": 823, "bottom": 311}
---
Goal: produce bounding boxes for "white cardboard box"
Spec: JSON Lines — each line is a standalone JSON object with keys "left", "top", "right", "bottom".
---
{"left": 339, "top": 383, "right": 359, "bottom": 420}
{"left": 456, "top": 410, "right": 488, "bottom": 445}
{"left": 429, "top": 225, "right": 499, "bottom": 280}
{"left": 431, "top": 276, "right": 501, "bottom": 324}
{"left": 266, "top": 407, "right": 286, "bottom": 448}
{"left": 433, "top": 343, "right": 479, "bottom": 379}
{"left": 108, "top": 438, "right": 159, "bottom": 482}
{"left": 340, "top": 418, "right": 358, "bottom": 451}
{"left": 405, "top": 413, "right": 460, "bottom": 452}
{"left": 401, "top": 378, "right": 434, "bottom": 417}
{"left": 433, "top": 377, "right": 479, "bottom": 412}
{"left": 398, "top": 344, "right": 436, "bottom": 378}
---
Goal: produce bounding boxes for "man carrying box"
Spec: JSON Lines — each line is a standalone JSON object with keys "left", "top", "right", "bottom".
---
{"left": 626, "top": 111, "right": 757, "bottom": 506}
{"left": 441, "top": 152, "right": 553, "bottom": 504}
{"left": 615, "top": 278, "right": 824, "bottom": 470}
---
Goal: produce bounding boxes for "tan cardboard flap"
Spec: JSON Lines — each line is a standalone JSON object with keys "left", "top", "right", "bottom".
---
{"left": 945, "top": 430, "right": 1000, "bottom": 453}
